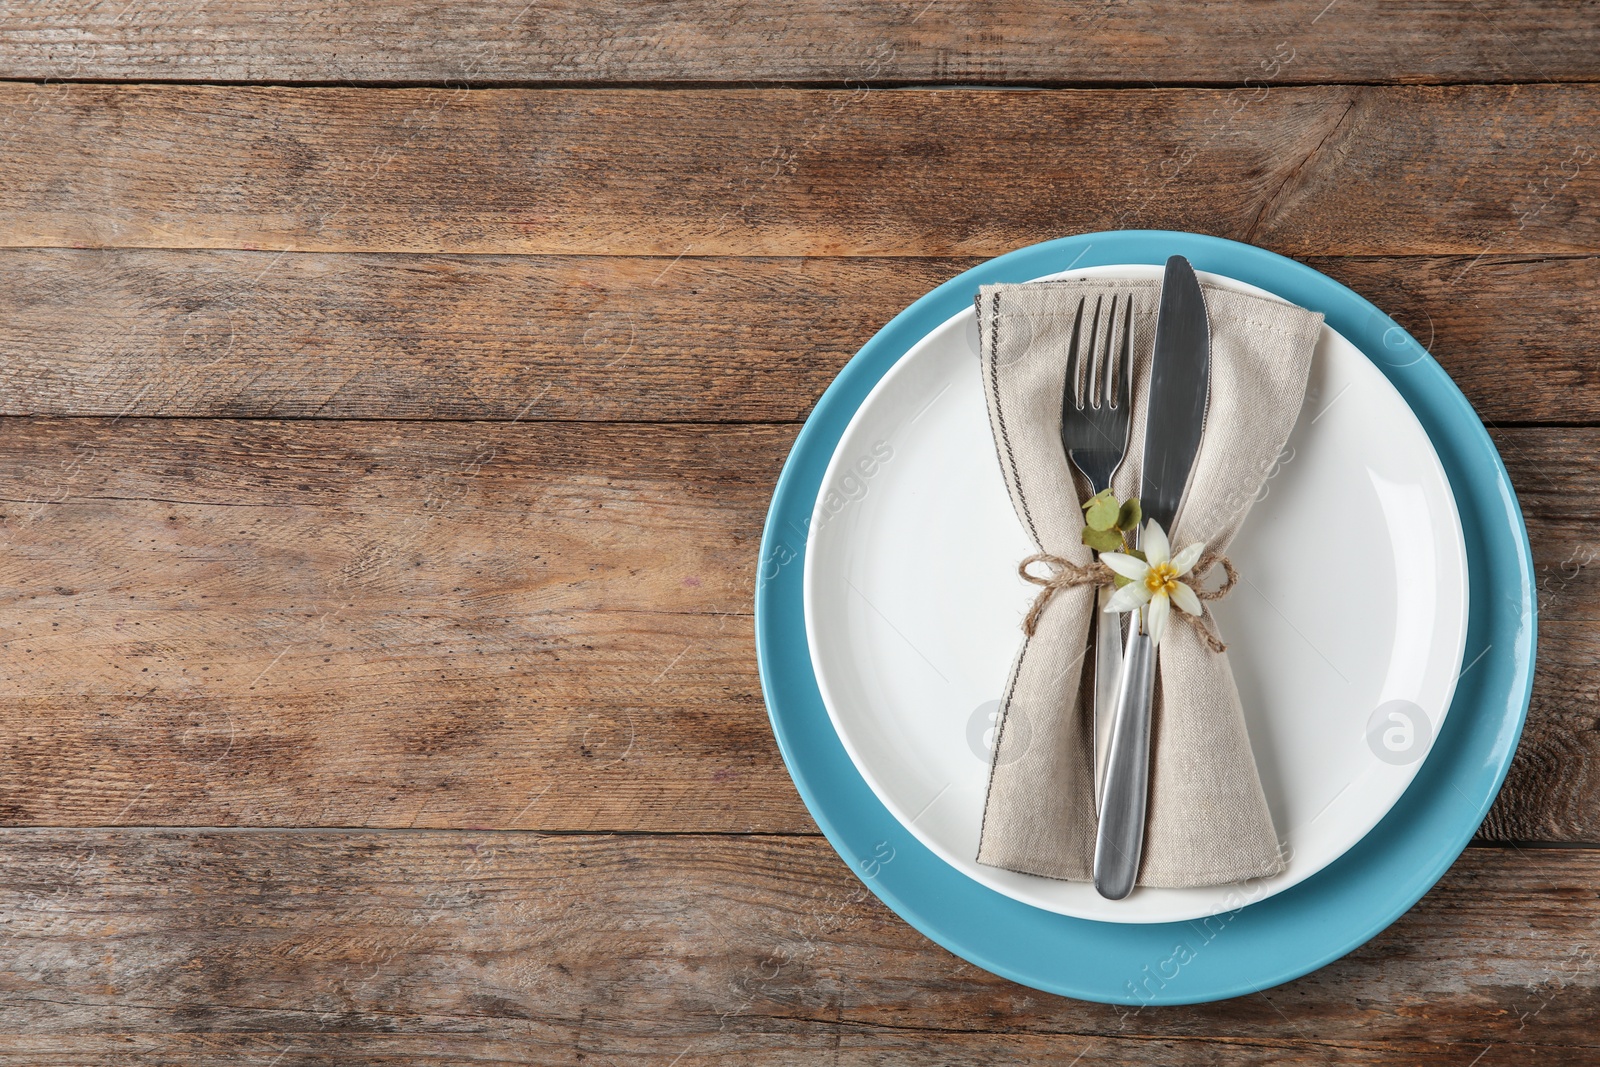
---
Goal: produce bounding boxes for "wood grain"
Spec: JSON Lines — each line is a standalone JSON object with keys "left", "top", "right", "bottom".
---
{"left": 0, "top": 249, "right": 937, "bottom": 423}
{"left": 3, "top": 248, "right": 1595, "bottom": 423}
{"left": 0, "top": 831, "right": 1595, "bottom": 1064}
{"left": 2, "top": 84, "right": 1597, "bottom": 257}
{"left": 0, "top": 419, "right": 1592, "bottom": 841}
{"left": 0, "top": 419, "right": 801, "bottom": 832}
{"left": 3, "top": 1, "right": 1596, "bottom": 87}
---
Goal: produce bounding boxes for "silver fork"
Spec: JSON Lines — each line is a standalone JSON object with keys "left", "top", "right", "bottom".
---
{"left": 1059, "top": 293, "right": 1135, "bottom": 801}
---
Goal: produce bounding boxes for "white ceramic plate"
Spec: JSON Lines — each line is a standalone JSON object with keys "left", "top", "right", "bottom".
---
{"left": 803, "top": 265, "right": 1469, "bottom": 924}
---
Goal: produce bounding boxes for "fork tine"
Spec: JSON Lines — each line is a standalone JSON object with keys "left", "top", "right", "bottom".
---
{"left": 1082, "top": 295, "right": 1104, "bottom": 409}
{"left": 1066, "top": 295, "right": 1087, "bottom": 410}
{"left": 1098, "top": 294, "right": 1120, "bottom": 409}
{"left": 1114, "top": 292, "right": 1133, "bottom": 412}
{"left": 1086, "top": 292, "right": 1117, "bottom": 409}
{"left": 1087, "top": 296, "right": 1102, "bottom": 409}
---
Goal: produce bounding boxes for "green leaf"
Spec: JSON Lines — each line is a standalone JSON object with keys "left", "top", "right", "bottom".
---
{"left": 1081, "top": 526, "right": 1123, "bottom": 553}
{"left": 1116, "top": 497, "right": 1142, "bottom": 532}
{"left": 1080, "top": 488, "right": 1116, "bottom": 524}
{"left": 1085, "top": 493, "right": 1120, "bottom": 532}
{"left": 1112, "top": 573, "right": 1132, "bottom": 589}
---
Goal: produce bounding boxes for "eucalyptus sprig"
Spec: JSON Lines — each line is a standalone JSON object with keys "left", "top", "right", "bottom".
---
{"left": 1080, "top": 489, "right": 1145, "bottom": 585}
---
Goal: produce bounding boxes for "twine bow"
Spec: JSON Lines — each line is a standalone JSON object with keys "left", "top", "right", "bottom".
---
{"left": 1018, "top": 551, "right": 1239, "bottom": 653}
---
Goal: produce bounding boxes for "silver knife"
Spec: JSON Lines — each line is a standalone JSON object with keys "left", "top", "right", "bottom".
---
{"left": 1092, "top": 255, "right": 1211, "bottom": 900}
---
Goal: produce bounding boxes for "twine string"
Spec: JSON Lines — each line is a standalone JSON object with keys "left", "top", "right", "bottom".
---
{"left": 1018, "top": 551, "right": 1238, "bottom": 653}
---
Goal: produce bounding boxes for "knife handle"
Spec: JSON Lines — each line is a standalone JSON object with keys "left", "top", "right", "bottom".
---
{"left": 1093, "top": 623, "right": 1157, "bottom": 900}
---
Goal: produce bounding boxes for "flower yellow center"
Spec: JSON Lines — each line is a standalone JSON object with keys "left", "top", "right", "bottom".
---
{"left": 1144, "top": 561, "right": 1180, "bottom": 597}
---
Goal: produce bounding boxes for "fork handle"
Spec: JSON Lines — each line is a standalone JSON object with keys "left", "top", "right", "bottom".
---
{"left": 1092, "top": 588, "right": 1122, "bottom": 802}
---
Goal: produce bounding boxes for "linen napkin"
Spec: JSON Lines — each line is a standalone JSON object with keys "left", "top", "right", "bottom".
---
{"left": 974, "top": 276, "right": 1324, "bottom": 889}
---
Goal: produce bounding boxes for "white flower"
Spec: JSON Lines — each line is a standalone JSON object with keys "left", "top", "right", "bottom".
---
{"left": 1100, "top": 519, "right": 1205, "bottom": 649}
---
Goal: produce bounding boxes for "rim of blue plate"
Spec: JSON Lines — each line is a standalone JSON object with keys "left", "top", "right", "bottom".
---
{"left": 754, "top": 230, "right": 1535, "bottom": 1005}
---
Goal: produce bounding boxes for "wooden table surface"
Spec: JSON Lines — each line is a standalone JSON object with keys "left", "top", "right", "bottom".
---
{"left": 1, "top": 4, "right": 1597, "bottom": 1063}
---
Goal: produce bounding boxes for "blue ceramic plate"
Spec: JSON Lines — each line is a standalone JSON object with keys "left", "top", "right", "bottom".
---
{"left": 754, "top": 231, "right": 1535, "bottom": 1005}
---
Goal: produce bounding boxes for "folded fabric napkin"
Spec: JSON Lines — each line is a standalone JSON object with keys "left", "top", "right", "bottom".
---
{"left": 973, "top": 276, "right": 1324, "bottom": 889}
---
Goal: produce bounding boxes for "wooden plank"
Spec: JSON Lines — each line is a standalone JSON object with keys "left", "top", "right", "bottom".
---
{"left": 0, "top": 831, "right": 1595, "bottom": 1064}
{"left": 0, "top": 418, "right": 805, "bottom": 832}
{"left": 2, "top": 2, "right": 1595, "bottom": 87}
{"left": 2, "top": 249, "right": 1595, "bottom": 423}
{"left": 1, "top": 84, "right": 1597, "bottom": 257}
{"left": 0, "top": 419, "right": 1594, "bottom": 840}
{"left": 0, "top": 249, "right": 944, "bottom": 422}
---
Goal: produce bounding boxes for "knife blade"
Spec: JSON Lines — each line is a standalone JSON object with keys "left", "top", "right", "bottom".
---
{"left": 1092, "top": 255, "right": 1211, "bottom": 900}
{"left": 1140, "top": 257, "right": 1211, "bottom": 534}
